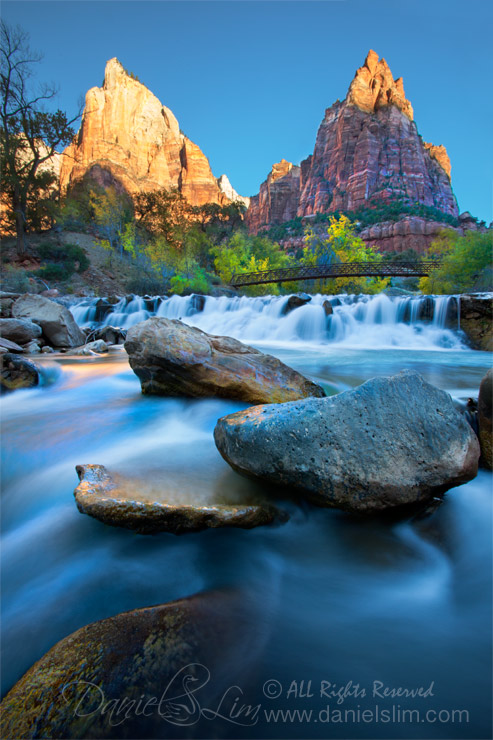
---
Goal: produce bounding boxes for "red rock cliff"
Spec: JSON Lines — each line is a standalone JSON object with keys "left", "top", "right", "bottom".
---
{"left": 60, "top": 58, "right": 230, "bottom": 206}
{"left": 246, "top": 51, "right": 459, "bottom": 242}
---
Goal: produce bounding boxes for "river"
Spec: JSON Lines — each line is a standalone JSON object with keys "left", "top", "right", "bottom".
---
{"left": 1, "top": 292, "right": 491, "bottom": 738}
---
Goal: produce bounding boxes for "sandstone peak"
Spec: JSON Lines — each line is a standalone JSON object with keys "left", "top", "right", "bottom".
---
{"left": 217, "top": 174, "right": 250, "bottom": 208}
{"left": 346, "top": 50, "right": 413, "bottom": 120}
{"left": 423, "top": 142, "right": 451, "bottom": 178}
{"left": 60, "top": 59, "right": 230, "bottom": 207}
{"left": 269, "top": 159, "right": 295, "bottom": 183}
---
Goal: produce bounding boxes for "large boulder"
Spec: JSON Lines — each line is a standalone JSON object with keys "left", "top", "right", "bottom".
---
{"left": 124, "top": 317, "right": 325, "bottom": 403}
{"left": 0, "top": 317, "right": 42, "bottom": 345}
{"left": 214, "top": 370, "right": 480, "bottom": 514}
{"left": 0, "top": 353, "right": 40, "bottom": 392}
{"left": 459, "top": 295, "right": 493, "bottom": 351}
{"left": 74, "top": 464, "right": 280, "bottom": 534}
{"left": 12, "top": 294, "right": 85, "bottom": 348}
{"left": 0, "top": 589, "right": 263, "bottom": 740}
{"left": 478, "top": 369, "right": 493, "bottom": 469}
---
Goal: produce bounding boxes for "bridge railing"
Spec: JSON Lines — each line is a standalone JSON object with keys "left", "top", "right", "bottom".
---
{"left": 230, "top": 261, "right": 441, "bottom": 287}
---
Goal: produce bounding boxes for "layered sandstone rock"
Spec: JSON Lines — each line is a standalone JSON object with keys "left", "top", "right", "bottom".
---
{"left": 60, "top": 58, "right": 236, "bottom": 206}
{"left": 246, "top": 51, "right": 459, "bottom": 240}
{"left": 245, "top": 159, "right": 300, "bottom": 232}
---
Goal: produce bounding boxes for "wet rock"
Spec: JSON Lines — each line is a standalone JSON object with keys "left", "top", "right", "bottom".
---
{"left": 417, "top": 296, "right": 435, "bottom": 322}
{"left": 459, "top": 295, "right": 493, "bottom": 351}
{"left": 22, "top": 340, "right": 42, "bottom": 355}
{"left": 282, "top": 293, "right": 312, "bottom": 315}
{"left": 0, "top": 353, "right": 40, "bottom": 392}
{"left": 0, "top": 298, "right": 14, "bottom": 317}
{"left": 70, "top": 340, "right": 109, "bottom": 356}
{"left": 214, "top": 370, "right": 480, "bottom": 514}
{"left": 87, "top": 325, "right": 126, "bottom": 345}
{"left": 0, "top": 589, "right": 262, "bottom": 740}
{"left": 478, "top": 369, "right": 493, "bottom": 469}
{"left": 74, "top": 464, "right": 280, "bottom": 534}
{"left": 0, "top": 337, "right": 24, "bottom": 353}
{"left": 125, "top": 317, "right": 325, "bottom": 403}
{"left": 190, "top": 293, "right": 206, "bottom": 312}
{"left": 322, "top": 300, "right": 333, "bottom": 316}
{"left": 12, "top": 294, "right": 86, "bottom": 348}
{"left": 94, "top": 298, "right": 115, "bottom": 322}
{"left": 0, "top": 317, "right": 42, "bottom": 345}
{"left": 41, "top": 345, "right": 55, "bottom": 353}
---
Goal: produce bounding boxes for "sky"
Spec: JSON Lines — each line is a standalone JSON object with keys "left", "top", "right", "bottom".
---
{"left": 3, "top": 0, "right": 492, "bottom": 222}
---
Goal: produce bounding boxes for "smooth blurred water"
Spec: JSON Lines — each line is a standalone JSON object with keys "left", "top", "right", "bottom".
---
{"left": 1, "top": 318, "right": 492, "bottom": 738}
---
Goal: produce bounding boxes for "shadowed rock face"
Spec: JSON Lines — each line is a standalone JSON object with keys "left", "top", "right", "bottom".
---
{"left": 0, "top": 590, "right": 266, "bottom": 739}
{"left": 59, "top": 58, "right": 230, "bottom": 207}
{"left": 214, "top": 371, "right": 480, "bottom": 514}
{"left": 459, "top": 295, "right": 493, "bottom": 351}
{"left": 124, "top": 317, "right": 325, "bottom": 403}
{"left": 74, "top": 464, "right": 281, "bottom": 533}
{"left": 246, "top": 51, "right": 458, "bottom": 246}
{"left": 478, "top": 369, "right": 493, "bottom": 469}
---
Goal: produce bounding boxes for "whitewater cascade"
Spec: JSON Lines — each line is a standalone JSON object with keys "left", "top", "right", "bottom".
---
{"left": 70, "top": 293, "right": 466, "bottom": 350}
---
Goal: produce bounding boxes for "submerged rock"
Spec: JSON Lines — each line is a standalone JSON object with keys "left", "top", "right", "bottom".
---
{"left": 478, "top": 369, "right": 493, "bottom": 469}
{"left": 12, "top": 294, "right": 86, "bottom": 348}
{"left": 214, "top": 370, "right": 480, "bottom": 514}
{"left": 322, "top": 299, "right": 333, "bottom": 316}
{"left": 74, "top": 464, "right": 280, "bottom": 534}
{"left": 282, "top": 293, "right": 312, "bottom": 315}
{"left": 0, "top": 589, "right": 262, "bottom": 740}
{"left": 0, "top": 353, "right": 40, "bottom": 392}
{"left": 125, "top": 317, "right": 325, "bottom": 403}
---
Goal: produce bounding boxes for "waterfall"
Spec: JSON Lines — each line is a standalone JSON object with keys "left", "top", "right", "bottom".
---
{"left": 70, "top": 293, "right": 469, "bottom": 350}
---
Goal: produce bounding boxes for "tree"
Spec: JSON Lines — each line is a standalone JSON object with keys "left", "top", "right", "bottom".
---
{"left": 0, "top": 22, "right": 81, "bottom": 256}
{"left": 301, "top": 214, "right": 389, "bottom": 294}
{"left": 419, "top": 230, "right": 493, "bottom": 294}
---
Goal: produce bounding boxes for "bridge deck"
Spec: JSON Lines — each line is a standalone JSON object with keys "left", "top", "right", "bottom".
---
{"left": 230, "top": 261, "right": 440, "bottom": 287}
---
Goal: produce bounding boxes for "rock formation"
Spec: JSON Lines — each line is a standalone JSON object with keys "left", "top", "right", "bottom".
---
{"left": 246, "top": 51, "right": 459, "bottom": 251}
{"left": 60, "top": 58, "right": 240, "bottom": 207}
{"left": 124, "top": 317, "right": 325, "bottom": 402}
{"left": 74, "top": 463, "right": 280, "bottom": 533}
{"left": 0, "top": 590, "right": 265, "bottom": 739}
{"left": 12, "top": 294, "right": 86, "bottom": 348}
{"left": 246, "top": 159, "right": 300, "bottom": 233}
{"left": 214, "top": 371, "right": 480, "bottom": 514}
{"left": 478, "top": 370, "right": 493, "bottom": 469}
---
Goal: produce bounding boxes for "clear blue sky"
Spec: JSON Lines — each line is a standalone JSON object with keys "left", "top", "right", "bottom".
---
{"left": 3, "top": 0, "right": 492, "bottom": 222}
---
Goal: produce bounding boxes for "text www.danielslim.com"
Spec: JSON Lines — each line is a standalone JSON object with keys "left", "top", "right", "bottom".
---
{"left": 264, "top": 705, "right": 469, "bottom": 725}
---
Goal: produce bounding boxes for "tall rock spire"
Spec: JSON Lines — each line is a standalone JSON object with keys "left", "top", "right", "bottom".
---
{"left": 346, "top": 50, "right": 413, "bottom": 119}
{"left": 59, "top": 58, "right": 234, "bottom": 206}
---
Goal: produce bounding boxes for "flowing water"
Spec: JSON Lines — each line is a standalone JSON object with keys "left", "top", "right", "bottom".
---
{"left": 1, "top": 293, "right": 492, "bottom": 738}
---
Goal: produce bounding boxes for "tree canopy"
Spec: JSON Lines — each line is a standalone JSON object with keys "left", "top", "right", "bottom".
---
{"left": 0, "top": 21, "right": 81, "bottom": 255}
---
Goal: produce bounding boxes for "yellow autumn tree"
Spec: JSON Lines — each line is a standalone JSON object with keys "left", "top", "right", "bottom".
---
{"left": 302, "top": 215, "right": 389, "bottom": 294}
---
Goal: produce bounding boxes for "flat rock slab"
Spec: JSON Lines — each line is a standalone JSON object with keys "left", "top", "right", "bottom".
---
{"left": 124, "top": 317, "right": 325, "bottom": 403}
{"left": 74, "top": 464, "right": 281, "bottom": 534}
{"left": 0, "top": 590, "right": 261, "bottom": 739}
{"left": 214, "top": 370, "right": 480, "bottom": 514}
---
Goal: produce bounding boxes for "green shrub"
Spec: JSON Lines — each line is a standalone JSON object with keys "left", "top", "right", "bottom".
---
{"left": 0, "top": 265, "right": 32, "bottom": 293}
{"left": 35, "top": 242, "right": 90, "bottom": 283}
{"left": 125, "top": 274, "right": 168, "bottom": 295}
{"left": 35, "top": 263, "right": 73, "bottom": 281}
